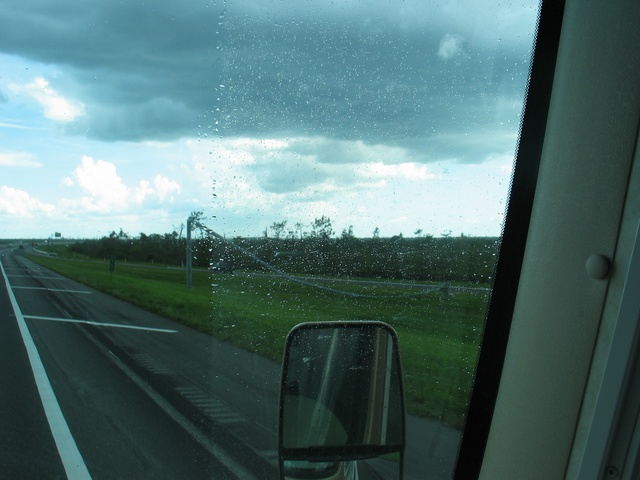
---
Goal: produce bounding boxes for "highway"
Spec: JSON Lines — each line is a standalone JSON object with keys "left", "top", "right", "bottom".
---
{"left": 0, "top": 246, "right": 460, "bottom": 479}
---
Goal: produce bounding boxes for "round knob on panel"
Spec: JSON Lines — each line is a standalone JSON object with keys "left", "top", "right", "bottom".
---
{"left": 586, "top": 254, "right": 610, "bottom": 280}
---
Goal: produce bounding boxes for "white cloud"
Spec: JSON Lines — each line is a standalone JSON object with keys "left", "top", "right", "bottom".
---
{"left": 153, "top": 175, "right": 181, "bottom": 201}
{"left": 485, "top": 151, "right": 517, "bottom": 176}
{"left": 61, "top": 177, "right": 74, "bottom": 187}
{"left": 0, "top": 186, "right": 54, "bottom": 216}
{"left": 63, "top": 155, "right": 182, "bottom": 213}
{"left": 134, "top": 179, "right": 155, "bottom": 204}
{"left": 134, "top": 175, "right": 181, "bottom": 203}
{"left": 8, "top": 76, "right": 84, "bottom": 122}
{"left": 197, "top": 136, "right": 433, "bottom": 203}
{"left": 187, "top": 136, "right": 443, "bottom": 236}
{"left": 360, "top": 162, "right": 436, "bottom": 181}
{"left": 0, "top": 121, "right": 33, "bottom": 130}
{"left": 0, "top": 151, "right": 42, "bottom": 167}
{"left": 72, "top": 155, "right": 128, "bottom": 212}
{"left": 437, "top": 34, "right": 464, "bottom": 60}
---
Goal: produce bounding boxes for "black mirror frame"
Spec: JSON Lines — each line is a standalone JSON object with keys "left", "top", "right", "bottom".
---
{"left": 277, "top": 320, "right": 406, "bottom": 479}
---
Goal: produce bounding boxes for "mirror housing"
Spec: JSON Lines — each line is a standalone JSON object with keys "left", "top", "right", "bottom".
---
{"left": 278, "top": 321, "right": 405, "bottom": 479}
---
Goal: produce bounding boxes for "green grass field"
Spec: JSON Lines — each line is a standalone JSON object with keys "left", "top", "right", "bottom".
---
{"left": 29, "top": 254, "right": 488, "bottom": 429}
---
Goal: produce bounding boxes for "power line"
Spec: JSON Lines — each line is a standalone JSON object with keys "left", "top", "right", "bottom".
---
{"left": 187, "top": 215, "right": 453, "bottom": 298}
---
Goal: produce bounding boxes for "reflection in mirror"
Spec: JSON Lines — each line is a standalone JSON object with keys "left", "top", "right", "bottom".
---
{"left": 279, "top": 321, "right": 405, "bottom": 480}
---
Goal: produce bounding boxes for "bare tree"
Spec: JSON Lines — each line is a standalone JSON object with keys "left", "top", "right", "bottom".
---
{"left": 310, "top": 216, "right": 334, "bottom": 239}
{"left": 341, "top": 225, "right": 354, "bottom": 239}
{"left": 270, "top": 220, "right": 287, "bottom": 239}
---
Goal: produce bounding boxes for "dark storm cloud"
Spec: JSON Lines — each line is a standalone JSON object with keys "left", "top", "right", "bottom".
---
{"left": 219, "top": 12, "right": 531, "bottom": 163}
{"left": 249, "top": 155, "right": 333, "bottom": 194}
{"left": 0, "top": 0, "right": 536, "bottom": 159}
{"left": 0, "top": 0, "right": 221, "bottom": 141}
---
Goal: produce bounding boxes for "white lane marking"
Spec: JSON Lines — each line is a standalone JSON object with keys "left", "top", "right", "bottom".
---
{"left": 25, "top": 315, "right": 178, "bottom": 334}
{"left": 13, "top": 286, "right": 92, "bottom": 294}
{"left": 0, "top": 262, "right": 92, "bottom": 480}
{"left": 7, "top": 275, "right": 65, "bottom": 280}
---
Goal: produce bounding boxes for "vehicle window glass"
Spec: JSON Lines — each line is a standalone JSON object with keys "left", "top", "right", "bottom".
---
{"left": 209, "top": 3, "right": 539, "bottom": 478}
{"left": 1, "top": 1, "right": 539, "bottom": 479}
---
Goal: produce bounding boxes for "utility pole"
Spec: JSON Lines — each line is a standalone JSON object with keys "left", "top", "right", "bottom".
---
{"left": 186, "top": 213, "right": 273, "bottom": 289}
{"left": 186, "top": 215, "right": 193, "bottom": 288}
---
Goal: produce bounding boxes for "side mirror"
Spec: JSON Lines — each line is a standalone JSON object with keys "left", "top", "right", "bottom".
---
{"left": 278, "top": 321, "right": 405, "bottom": 480}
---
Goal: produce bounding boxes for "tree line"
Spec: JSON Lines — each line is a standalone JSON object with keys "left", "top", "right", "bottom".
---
{"left": 218, "top": 234, "right": 499, "bottom": 283}
{"left": 68, "top": 218, "right": 500, "bottom": 284}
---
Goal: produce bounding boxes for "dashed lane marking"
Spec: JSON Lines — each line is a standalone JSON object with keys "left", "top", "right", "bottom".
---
{"left": 25, "top": 315, "right": 178, "bottom": 334}
{"left": 7, "top": 275, "right": 68, "bottom": 280}
{"left": 12, "top": 286, "right": 93, "bottom": 294}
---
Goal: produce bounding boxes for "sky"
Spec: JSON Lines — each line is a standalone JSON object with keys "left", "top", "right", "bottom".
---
{"left": 0, "top": 0, "right": 539, "bottom": 240}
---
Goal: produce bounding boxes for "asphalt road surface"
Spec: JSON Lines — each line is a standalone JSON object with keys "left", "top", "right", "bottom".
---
{"left": 0, "top": 246, "right": 460, "bottom": 479}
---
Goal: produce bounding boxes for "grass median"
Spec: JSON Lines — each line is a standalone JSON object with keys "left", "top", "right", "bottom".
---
{"left": 29, "top": 254, "right": 488, "bottom": 429}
